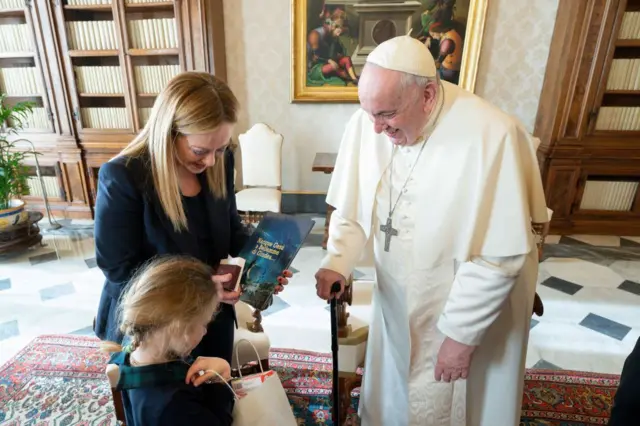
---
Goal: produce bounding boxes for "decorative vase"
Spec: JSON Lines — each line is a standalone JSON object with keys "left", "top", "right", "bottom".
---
{"left": 0, "top": 199, "right": 29, "bottom": 230}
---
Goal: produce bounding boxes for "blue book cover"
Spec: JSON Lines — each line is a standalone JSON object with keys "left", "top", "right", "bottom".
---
{"left": 238, "top": 212, "right": 315, "bottom": 310}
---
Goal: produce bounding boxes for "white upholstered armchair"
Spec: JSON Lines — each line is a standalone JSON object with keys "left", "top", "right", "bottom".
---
{"left": 235, "top": 123, "right": 283, "bottom": 223}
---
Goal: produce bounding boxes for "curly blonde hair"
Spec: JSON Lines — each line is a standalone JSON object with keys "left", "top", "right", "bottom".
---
{"left": 100, "top": 255, "right": 219, "bottom": 357}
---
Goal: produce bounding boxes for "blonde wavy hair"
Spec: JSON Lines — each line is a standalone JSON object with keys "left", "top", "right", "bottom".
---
{"left": 101, "top": 255, "right": 220, "bottom": 357}
{"left": 121, "top": 71, "right": 239, "bottom": 231}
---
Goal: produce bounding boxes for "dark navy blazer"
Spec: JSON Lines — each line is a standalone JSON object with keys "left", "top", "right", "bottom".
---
{"left": 608, "top": 336, "right": 640, "bottom": 425}
{"left": 93, "top": 148, "right": 248, "bottom": 362}
{"left": 109, "top": 351, "right": 235, "bottom": 426}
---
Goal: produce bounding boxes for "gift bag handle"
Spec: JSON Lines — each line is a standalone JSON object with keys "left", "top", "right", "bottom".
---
{"left": 234, "top": 338, "right": 265, "bottom": 377}
{"left": 205, "top": 370, "right": 240, "bottom": 401}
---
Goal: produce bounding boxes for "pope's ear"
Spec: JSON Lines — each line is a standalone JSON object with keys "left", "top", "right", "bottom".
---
{"left": 422, "top": 81, "right": 438, "bottom": 112}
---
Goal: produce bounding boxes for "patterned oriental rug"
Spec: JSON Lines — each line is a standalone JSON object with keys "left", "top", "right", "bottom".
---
{"left": 0, "top": 335, "right": 620, "bottom": 425}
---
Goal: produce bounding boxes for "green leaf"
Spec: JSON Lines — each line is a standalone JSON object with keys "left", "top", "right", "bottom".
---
{"left": 0, "top": 91, "right": 38, "bottom": 209}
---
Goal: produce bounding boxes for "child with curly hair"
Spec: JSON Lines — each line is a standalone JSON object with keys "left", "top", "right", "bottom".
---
{"left": 102, "top": 255, "right": 235, "bottom": 426}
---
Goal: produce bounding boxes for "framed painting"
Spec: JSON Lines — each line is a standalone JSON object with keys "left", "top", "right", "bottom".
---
{"left": 291, "top": 0, "right": 489, "bottom": 103}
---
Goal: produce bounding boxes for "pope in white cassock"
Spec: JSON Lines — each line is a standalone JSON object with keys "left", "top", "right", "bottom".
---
{"left": 314, "top": 35, "right": 550, "bottom": 426}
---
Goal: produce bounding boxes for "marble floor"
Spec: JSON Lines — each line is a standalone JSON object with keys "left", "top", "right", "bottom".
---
{"left": 1, "top": 217, "right": 640, "bottom": 377}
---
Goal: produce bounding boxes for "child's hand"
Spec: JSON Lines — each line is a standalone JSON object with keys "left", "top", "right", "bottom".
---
{"left": 185, "top": 357, "right": 232, "bottom": 387}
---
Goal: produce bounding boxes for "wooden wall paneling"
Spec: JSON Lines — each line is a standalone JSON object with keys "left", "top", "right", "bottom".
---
{"left": 562, "top": 0, "right": 619, "bottom": 140}
{"left": 115, "top": 0, "right": 138, "bottom": 133}
{"left": 534, "top": 0, "right": 640, "bottom": 235}
{"left": 33, "top": 0, "right": 76, "bottom": 138}
{"left": 535, "top": 1, "right": 621, "bottom": 160}
{"left": 174, "top": 0, "right": 226, "bottom": 76}
{"left": 51, "top": 1, "right": 82, "bottom": 135}
{"left": 534, "top": 0, "right": 592, "bottom": 167}
{"left": 58, "top": 150, "right": 85, "bottom": 204}
{"left": 174, "top": 0, "right": 187, "bottom": 70}
{"left": 24, "top": 0, "right": 56, "bottom": 135}
{"left": 87, "top": 164, "right": 98, "bottom": 204}
{"left": 588, "top": 0, "right": 629, "bottom": 135}
{"left": 633, "top": 177, "right": 640, "bottom": 213}
{"left": 84, "top": 149, "right": 118, "bottom": 204}
{"left": 204, "top": 0, "right": 226, "bottom": 78}
{"left": 178, "top": 0, "right": 192, "bottom": 71}
{"left": 544, "top": 160, "right": 582, "bottom": 222}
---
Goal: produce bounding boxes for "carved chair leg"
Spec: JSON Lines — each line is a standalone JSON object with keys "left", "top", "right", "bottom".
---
{"left": 247, "top": 309, "right": 264, "bottom": 333}
{"left": 338, "top": 374, "right": 361, "bottom": 425}
{"left": 110, "top": 388, "right": 127, "bottom": 425}
{"left": 533, "top": 292, "right": 544, "bottom": 317}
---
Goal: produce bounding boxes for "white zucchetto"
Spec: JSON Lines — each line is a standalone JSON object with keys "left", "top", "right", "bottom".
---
{"left": 366, "top": 35, "right": 437, "bottom": 78}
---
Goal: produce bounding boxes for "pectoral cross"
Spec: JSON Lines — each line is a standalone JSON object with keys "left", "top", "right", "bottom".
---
{"left": 380, "top": 217, "right": 398, "bottom": 252}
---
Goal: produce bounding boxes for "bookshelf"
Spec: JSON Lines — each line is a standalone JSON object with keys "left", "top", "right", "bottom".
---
{"left": 0, "top": 0, "right": 53, "bottom": 133}
{"left": 0, "top": 0, "right": 226, "bottom": 219}
{"left": 536, "top": 0, "right": 640, "bottom": 235}
{"left": 0, "top": 0, "right": 66, "bottom": 217}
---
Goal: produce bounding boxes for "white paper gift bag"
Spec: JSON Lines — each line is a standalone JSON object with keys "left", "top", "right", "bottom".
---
{"left": 231, "top": 370, "right": 297, "bottom": 426}
{"left": 226, "top": 339, "right": 297, "bottom": 426}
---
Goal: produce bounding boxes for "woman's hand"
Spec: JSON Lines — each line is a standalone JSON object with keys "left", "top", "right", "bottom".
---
{"left": 185, "top": 356, "right": 232, "bottom": 387}
{"left": 212, "top": 273, "right": 242, "bottom": 305}
{"left": 274, "top": 269, "right": 293, "bottom": 295}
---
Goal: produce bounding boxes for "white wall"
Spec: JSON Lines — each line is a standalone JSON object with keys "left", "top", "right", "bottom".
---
{"left": 223, "top": 0, "right": 559, "bottom": 192}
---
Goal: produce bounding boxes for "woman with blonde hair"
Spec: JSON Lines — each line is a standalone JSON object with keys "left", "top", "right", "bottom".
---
{"left": 103, "top": 255, "right": 235, "bottom": 426}
{"left": 93, "top": 71, "right": 292, "bottom": 363}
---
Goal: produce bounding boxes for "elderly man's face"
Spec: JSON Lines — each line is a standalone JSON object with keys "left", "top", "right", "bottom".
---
{"left": 358, "top": 64, "right": 435, "bottom": 146}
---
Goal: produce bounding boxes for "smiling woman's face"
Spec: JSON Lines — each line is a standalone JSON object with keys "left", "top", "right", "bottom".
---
{"left": 174, "top": 122, "right": 234, "bottom": 174}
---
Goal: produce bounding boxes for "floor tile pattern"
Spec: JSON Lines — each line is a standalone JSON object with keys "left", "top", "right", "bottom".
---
{"left": 0, "top": 220, "right": 639, "bottom": 377}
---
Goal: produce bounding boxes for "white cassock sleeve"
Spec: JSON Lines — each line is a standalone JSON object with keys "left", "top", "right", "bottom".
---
{"left": 319, "top": 209, "right": 368, "bottom": 279}
{"left": 436, "top": 254, "right": 526, "bottom": 346}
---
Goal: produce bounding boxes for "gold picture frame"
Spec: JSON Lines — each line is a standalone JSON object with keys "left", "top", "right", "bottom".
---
{"left": 291, "top": 0, "right": 488, "bottom": 103}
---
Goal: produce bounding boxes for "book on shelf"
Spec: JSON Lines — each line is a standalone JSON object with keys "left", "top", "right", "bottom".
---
{"left": 74, "top": 65, "right": 123, "bottom": 94}
{"left": 128, "top": 18, "right": 177, "bottom": 50}
{"left": 66, "top": 21, "right": 117, "bottom": 50}
{"left": 607, "top": 59, "right": 640, "bottom": 91}
{"left": 125, "top": 0, "right": 166, "bottom": 3}
{"left": 215, "top": 213, "right": 315, "bottom": 310}
{"left": 67, "top": 0, "right": 112, "bottom": 5}
{"left": 0, "top": 0, "right": 24, "bottom": 10}
{"left": 8, "top": 107, "right": 48, "bottom": 129}
{"left": 134, "top": 64, "right": 179, "bottom": 93}
{"left": 596, "top": 107, "right": 640, "bottom": 131}
{"left": 26, "top": 176, "right": 61, "bottom": 198}
{"left": 620, "top": 12, "right": 640, "bottom": 40}
{"left": 0, "top": 67, "right": 41, "bottom": 95}
{"left": 80, "top": 107, "right": 128, "bottom": 129}
{"left": 0, "top": 24, "right": 32, "bottom": 53}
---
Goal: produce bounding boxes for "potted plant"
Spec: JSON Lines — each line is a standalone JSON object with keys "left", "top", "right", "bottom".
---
{"left": 0, "top": 93, "right": 34, "bottom": 230}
